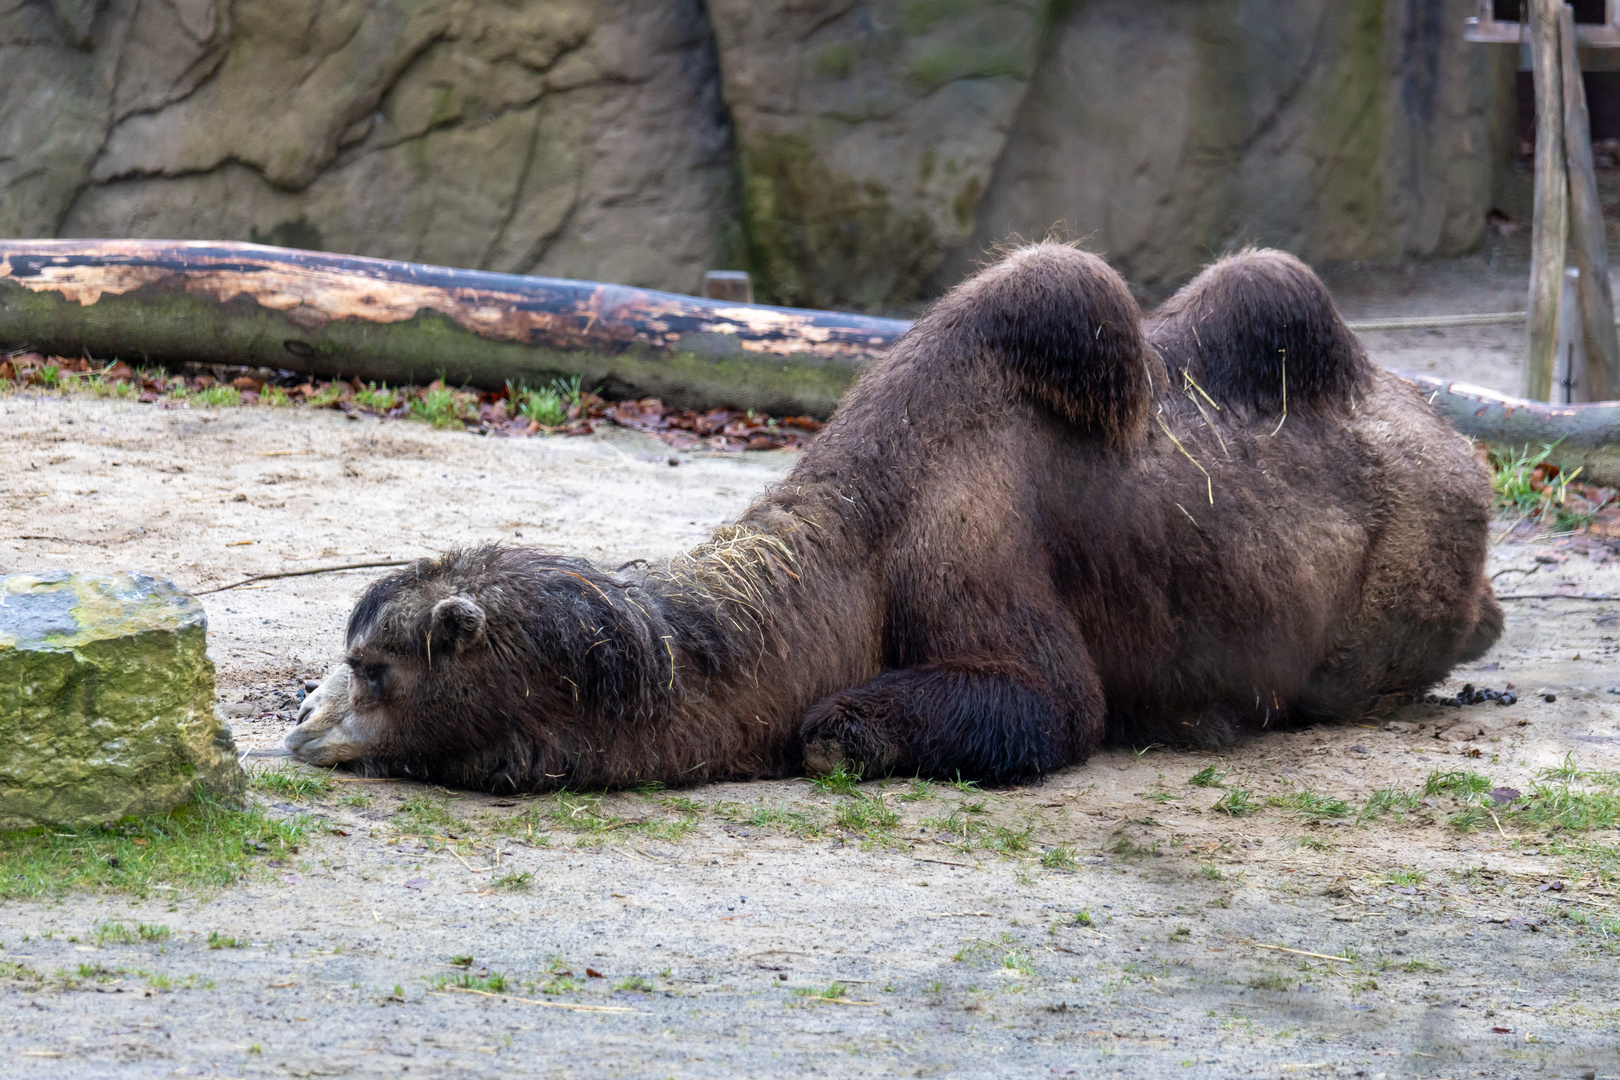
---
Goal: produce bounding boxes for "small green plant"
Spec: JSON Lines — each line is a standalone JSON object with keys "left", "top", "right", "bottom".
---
{"left": 811, "top": 763, "right": 862, "bottom": 795}
{"left": 493, "top": 871, "right": 533, "bottom": 891}
{"left": 1197, "top": 862, "right": 1224, "bottom": 880}
{"left": 1384, "top": 867, "right": 1427, "bottom": 887}
{"left": 354, "top": 382, "right": 400, "bottom": 412}
{"left": 1041, "top": 845, "right": 1078, "bottom": 870}
{"left": 795, "top": 982, "right": 848, "bottom": 1000}
{"left": 196, "top": 385, "right": 241, "bottom": 407}
{"left": 434, "top": 970, "right": 508, "bottom": 993}
{"left": 94, "top": 922, "right": 170, "bottom": 945}
{"left": 251, "top": 763, "right": 334, "bottom": 801}
{"left": 1212, "top": 787, "right": 1258, "bottom": 816}
{"left": 1359, "top": 787, "right": 1421, "bottom": 821}
{"left": 306, "top": 382, "right": 345, "bottom": 407}
{"left": 207, "top": 932, "right": 244, "bottom": 950}
{"left": 1170, "top": 924, "right": 1192, "bottom": 941}
{"left": 833, "top": 794, "right": 899, "bottom": 837}
{"left": 1271, "top": 790, "right": 1351, "bottom": 821}
{"left": 1508, "top": 783, "right": 1620, "bottom": 832}
{"left": 552, "top": 373, "right": 585, "bottom": 409}
{"left": 35, "top": 364, "right": 62, "bottom": 389}
{"left": 1248, "top": 973, "right": 1292, "bottom": 991}
{"left": 259, "top": 384, "right": 291, "bottom": 407}
{"left": 1539, "top": 752, "right": 1582, "bottom": 783}
{"left": 1189, "top": 766, "right": 1228, "bottom": 788}
{"left": 513, "top": 383, "right": 568, "bottom": 427}
{"left": 614, "top": 975, "right": 655, "bottom": 993}
{"left": 412, "top": 384, "right": 474, "bottom": 428}
{"left": 1425, "top": 771, "right": 1492, "bottom": 799}
{"left": 1001, "top": 950, "right": 1035, "bottom": 976}
{"left": 396, "top": 793, "right": 463, "bottom": 835}
{"left": 1447, "top": 806, "right": 1494, "bottom": 833}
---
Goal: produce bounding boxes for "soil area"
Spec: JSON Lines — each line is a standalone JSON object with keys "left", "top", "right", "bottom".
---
{"left": 3, "top": 256, "right": 1620, "bottom": 1079}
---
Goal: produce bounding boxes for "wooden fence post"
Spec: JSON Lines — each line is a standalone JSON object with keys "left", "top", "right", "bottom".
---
{"left": 1560, "top": 2, "right": 1620, "bottom": 401}
{"left": 1528, "top": 0, "right": 1570, "bottom": 402}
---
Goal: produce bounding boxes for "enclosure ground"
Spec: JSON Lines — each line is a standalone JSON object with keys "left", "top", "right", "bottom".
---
{"left": 3, "top": 272, "right": 1620, "bottom": 1078}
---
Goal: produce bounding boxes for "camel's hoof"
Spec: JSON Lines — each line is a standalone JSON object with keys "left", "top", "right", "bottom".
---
{"left": 802, "top": 736, "right": 855, "bottom": 778}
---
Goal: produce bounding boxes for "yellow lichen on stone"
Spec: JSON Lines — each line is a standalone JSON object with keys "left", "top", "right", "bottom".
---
{"left": 0, "top": 571, "right": 243, "bottom": 830}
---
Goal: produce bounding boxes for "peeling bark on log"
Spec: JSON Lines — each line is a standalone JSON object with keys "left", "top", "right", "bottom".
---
{"left": 3, "top": 239, "right": 1618, "bottom": 484}
{"left": 0, "top": 240, "right": 908, "bottom": 419}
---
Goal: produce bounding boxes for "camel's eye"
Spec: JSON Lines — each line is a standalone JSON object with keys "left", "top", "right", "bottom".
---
{"left": 358, "top": 662, "right": 388, "bottom": 695}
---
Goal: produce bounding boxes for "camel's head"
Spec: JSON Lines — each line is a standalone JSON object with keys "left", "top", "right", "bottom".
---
{"left": 283, "top": 546, "right": 672, "bottom": 777}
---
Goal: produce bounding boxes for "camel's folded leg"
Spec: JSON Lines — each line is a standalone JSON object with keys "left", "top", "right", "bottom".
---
{"left": 798, "top": 660, "right": 1101, "bottom": 785}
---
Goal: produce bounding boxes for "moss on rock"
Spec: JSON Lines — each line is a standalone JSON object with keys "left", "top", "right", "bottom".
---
{"left": 0, "top": 571, "right": 243, "bottom": 830}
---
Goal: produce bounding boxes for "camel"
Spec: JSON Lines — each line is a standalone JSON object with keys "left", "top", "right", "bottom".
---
{"left": 284, "top": 244, "right": 1502, "bottom": 791}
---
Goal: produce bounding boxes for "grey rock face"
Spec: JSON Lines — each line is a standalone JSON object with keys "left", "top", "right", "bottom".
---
{"left": 0, "top": 0, "right": 1502, "bottom": 309}
{"left": 957, "top": 0, "right": 1499, "bottom": 287}
{"left": 0, "top": 570, "right": 243, "bottom": 830}
{"left": 2, "top": 0, "right": 737, "bottom": 294}
{"left": 706, "top": 0, "right": 1046, "bottom": 311}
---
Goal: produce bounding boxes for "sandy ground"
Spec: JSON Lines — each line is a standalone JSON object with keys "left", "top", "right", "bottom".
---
{"left": 4, "top": 263, "right": 1620, "bottom": 1078}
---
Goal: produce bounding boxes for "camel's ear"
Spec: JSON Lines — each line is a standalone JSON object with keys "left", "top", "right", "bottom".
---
{"left": 429, "top": 596, "right": 487, "bottom": 657}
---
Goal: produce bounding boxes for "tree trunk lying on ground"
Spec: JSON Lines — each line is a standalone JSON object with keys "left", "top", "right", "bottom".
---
{"left": 2, "top": 240, "right": 1618, "bottom": 483}
{"left": 0, "top": 240, "right": 906, "bottom": 419}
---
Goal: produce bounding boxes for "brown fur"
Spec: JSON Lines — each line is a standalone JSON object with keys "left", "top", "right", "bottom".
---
{"left": 285, "top": 244, "right": 1501, "bottom": 792}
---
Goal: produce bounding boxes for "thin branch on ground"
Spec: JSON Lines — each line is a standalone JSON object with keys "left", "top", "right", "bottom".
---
{"left": 196, "top": 560, "right": 414, "bottom": 594}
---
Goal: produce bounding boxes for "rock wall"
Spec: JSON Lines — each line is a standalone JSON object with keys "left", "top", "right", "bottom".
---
{"left": 0, "top": 0, "right": 1505, "bottom": 308}
{"left": 1, "top": 0, "right": 737, "bottom": 292}
{"left": 954, "top": 0, "right": 1502, "bottom": 289}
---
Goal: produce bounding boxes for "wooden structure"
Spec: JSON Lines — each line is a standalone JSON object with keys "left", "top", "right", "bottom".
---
{"left": 1471, "top": 0, "right": 1620, "bottom": 402}
{"left": 1467, "top": 0, "right": 1620, "bottom": 45}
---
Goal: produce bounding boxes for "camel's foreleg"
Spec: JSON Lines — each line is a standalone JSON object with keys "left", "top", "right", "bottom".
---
{"left": 798, "top": 659, "right": 1102, "bottom": 785}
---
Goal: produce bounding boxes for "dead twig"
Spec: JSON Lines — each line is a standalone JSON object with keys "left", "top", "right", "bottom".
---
{"left": 197, "top": 560, "right": 414, "bottom": 594}
{"left": 1496, "top": 593, "right": 1620, "bottom": 601}
{"left": 1241, "top": 941, "right": 1353, "bottom": 964}
{"left": 431, "top": 986, "right": 635, "bottom": 1013}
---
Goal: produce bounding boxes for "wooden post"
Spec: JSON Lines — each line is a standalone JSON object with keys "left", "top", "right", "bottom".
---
{"left": 1527, "top": 0, "right": 1570, "bottom": 402}
{"left": 1561, "top": 3, "right": 1620, "bottom": 401}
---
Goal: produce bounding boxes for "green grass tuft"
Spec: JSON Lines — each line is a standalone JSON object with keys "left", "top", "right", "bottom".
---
{"left": 1040, "top": 845, "right": 1078, "bottom": 870}
{"left": 1424, "top": 770, "right": 1492, "bottom": 798}
{"left": 95, "top": 922, "right": 169, "bottom": 945}
{"left": 811, "top": 763, "right": 863, "bottom": 795}
{"left": 0, "top": 797, "right": 306, "bottom": 900}
{"left": 1212, "top": 787, "right": 1259, "bottom": 816}
{"left": 1270, "top": 790, "right": 1351, "bottom": 821}
{"left": 250, "top": 763, "right": 335, "bottom": 801}
{"left": 1189, "top": 766, "right": 1228, "bottom": 788}
{"left": 195, "top": 385, "right": 241, "bottom": 408}
{"left": 410, "top": 385, "right": 474, "bottom": 428}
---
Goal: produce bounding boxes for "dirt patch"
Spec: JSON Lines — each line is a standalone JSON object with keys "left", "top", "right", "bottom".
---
{"left": 3, "top": 337, "right": 1620, "bottom": 1076}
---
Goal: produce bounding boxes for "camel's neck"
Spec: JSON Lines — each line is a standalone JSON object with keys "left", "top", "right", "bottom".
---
{"left": 605, "top": 489, "right": 881, "bottom": 784}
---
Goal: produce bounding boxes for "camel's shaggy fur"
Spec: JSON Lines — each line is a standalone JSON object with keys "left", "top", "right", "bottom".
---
{"left": 285, "top": 245, "right": 1501, "bottom": 791}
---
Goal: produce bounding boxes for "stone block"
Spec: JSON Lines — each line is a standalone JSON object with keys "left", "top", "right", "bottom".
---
{"left": 0, "top": 570, "right": 243, "bottom": 830}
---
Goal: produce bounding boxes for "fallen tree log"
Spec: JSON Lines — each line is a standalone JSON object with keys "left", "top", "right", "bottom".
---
{"left": 3, "top": 240, "right": 1618, "bottom": 483}
{"left": 0, "top": 240, "right": 908, "bottom": 419}
{"left": 1400, "top": 373, "right": 1620, "bottom": 486}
